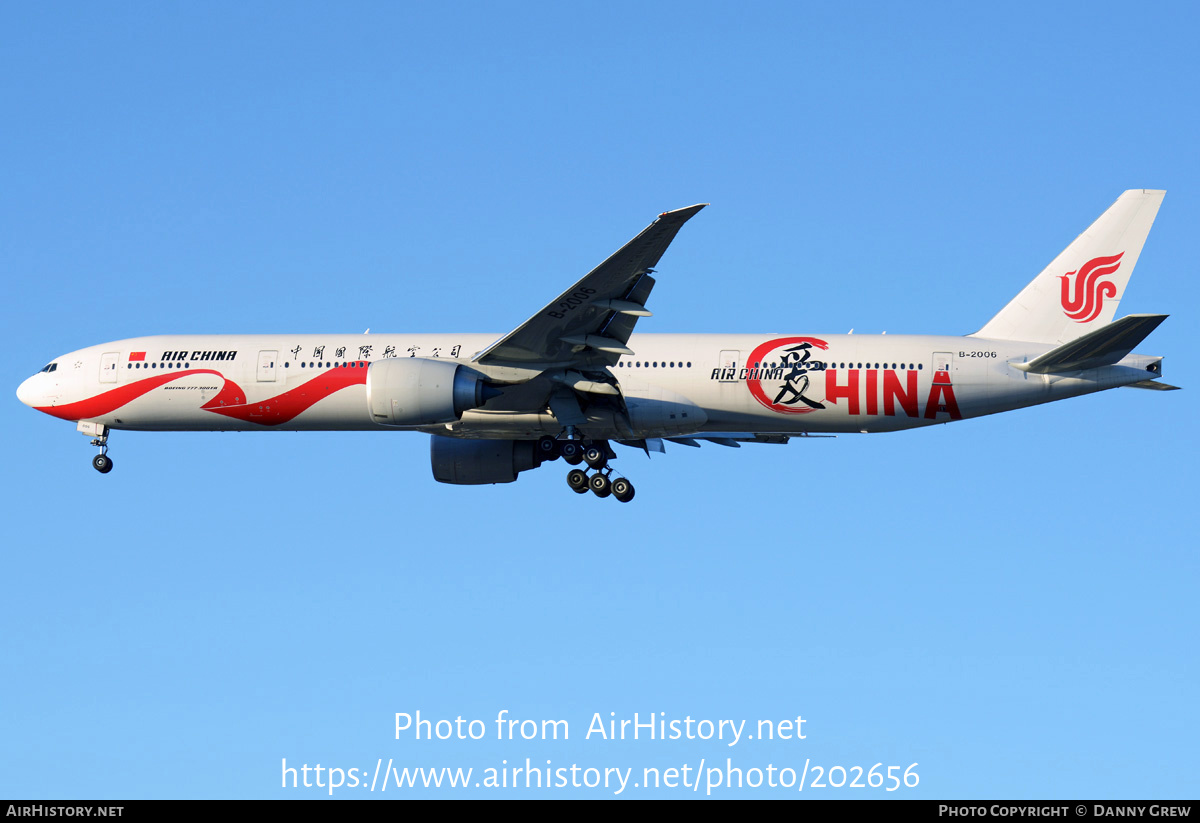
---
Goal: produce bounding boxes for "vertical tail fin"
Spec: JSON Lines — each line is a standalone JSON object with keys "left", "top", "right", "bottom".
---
{"left": 973, "top": 189, "right": 1165, "bottom": 344}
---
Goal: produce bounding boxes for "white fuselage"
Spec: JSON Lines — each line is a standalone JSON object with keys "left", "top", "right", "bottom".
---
{"left": 16, "top": 332, "right": 1160, "bottom": 439}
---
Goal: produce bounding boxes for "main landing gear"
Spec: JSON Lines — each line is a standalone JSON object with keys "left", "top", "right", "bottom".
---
{"left": 539, "top": 435, "right": 635, "bottom": 503}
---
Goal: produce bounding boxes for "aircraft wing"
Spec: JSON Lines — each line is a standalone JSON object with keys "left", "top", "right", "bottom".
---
{"left": 473, "top": 205, "right": 707, "bottom": 367}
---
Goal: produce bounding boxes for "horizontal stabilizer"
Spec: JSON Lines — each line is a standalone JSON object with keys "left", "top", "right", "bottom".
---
{"left": 1124, "top": 379, "right": 1181, "bottom": 391}
{"left": 1017, "top": 314, "right": 1167, "bottom": 374}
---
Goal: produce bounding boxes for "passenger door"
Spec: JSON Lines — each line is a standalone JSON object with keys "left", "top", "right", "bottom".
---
{"left": 257, "top": 350, "right": 278, "bottom": 382}
{"left": 100, "top": 352, "right": 120, "bottom": 383}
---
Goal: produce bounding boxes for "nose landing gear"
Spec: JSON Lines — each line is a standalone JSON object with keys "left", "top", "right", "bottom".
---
{"left": 88, "top": 426, "right": 113, "bottom": 474}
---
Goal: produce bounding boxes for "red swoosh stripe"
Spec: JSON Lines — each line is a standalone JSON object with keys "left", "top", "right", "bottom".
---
{"left": 36, "top": 364, "right": 369, "bottom": 426}
{"left": 202, "top": 364, "right": 368, "bottom": 426}
{"left": 35, "top": 369, "right": 226, "bottom": 421}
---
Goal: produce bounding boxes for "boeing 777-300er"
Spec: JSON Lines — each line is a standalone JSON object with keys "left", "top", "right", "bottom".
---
{"left": 17, "top": 190, "right": 1177, "bottom": 502}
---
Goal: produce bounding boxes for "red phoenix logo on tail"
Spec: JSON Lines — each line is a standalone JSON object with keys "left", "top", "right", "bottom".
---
{"left": 1059, "top": 252, "right": 1123, "bottom": 323}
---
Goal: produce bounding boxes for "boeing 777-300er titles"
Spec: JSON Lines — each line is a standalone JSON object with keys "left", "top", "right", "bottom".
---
{"left": 17, "top": 190, "right": 1178, "bottom": 502}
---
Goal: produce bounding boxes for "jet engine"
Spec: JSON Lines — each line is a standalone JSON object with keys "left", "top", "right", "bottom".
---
{"left": 366, "top": 358, "right": 495, "bottom": 426}
{"left": 430, "top": 436, "right": 543, "bottom": 485}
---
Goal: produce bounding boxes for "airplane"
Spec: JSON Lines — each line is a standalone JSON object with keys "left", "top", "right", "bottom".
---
{"left": 17, "top": 189, "right": 1177, "bottom": 502}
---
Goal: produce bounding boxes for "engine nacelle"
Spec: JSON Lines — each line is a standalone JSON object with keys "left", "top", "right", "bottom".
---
{"left": 366, "top": 358, "right": 489, "bottom": 426}
{"left": 430, "top": 436, "right": 542, "bottom": 485}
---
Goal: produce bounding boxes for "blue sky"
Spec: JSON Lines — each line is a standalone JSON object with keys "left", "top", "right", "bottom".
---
{"left": 2, "top": 1, "right": 1197, "bottom": 798}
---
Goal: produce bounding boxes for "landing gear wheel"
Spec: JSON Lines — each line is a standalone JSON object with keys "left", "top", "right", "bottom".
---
{"left": 92, "top": 454, "right": 113, "bottom": 474}
{"left": 561, "top": 441, "right": 583, "bottom": 465}
{"left": 583, "top": 445, "right": 608, "bottom": 470}
{"left": 537, "top": 436, "right": 560, "bottom": 460}
{"left": 589, "top": 473, "right": 611, "bottom": 498}
{"left": 611, "top": 477, "right": 635, "bottom": 503}
{"left": 566, "top": 468, "right": 590, "bottom": 493}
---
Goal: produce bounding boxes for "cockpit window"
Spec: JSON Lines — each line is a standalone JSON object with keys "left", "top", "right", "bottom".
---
{"left": 40, "top": 363, "right": 57, "bottom": 373}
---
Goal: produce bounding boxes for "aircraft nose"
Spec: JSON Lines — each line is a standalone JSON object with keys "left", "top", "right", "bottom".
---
{"left": 16, "top": 375, "right": 37, "bottom": 408}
